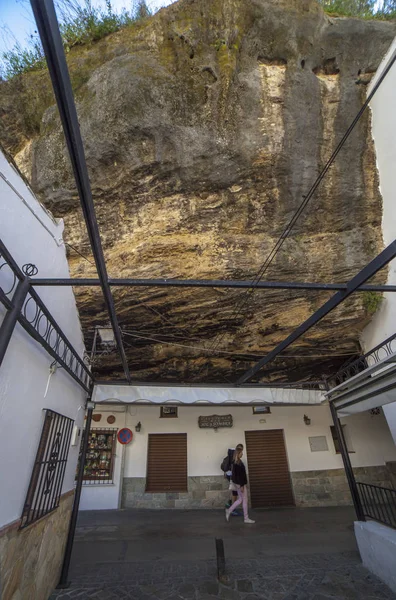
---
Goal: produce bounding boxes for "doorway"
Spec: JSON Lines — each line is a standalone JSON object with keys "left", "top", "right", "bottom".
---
{"left": 245, "top": 429, "right": 294, "bottom": 508}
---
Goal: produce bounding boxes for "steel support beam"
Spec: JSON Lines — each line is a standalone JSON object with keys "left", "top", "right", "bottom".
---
{"left": 0, "top": 278, "right": 30, "bottom": 367}
{"left": 237, "top": 240, "right": 396, "bottom": 384}
{"left": 58, "top": 399, "right": 94, "bottom": 587}
{"left": 30, "top": 277, "right": 396, "bottom": 292}
{"left": 330, "top": 401, "right": 365, "bottom": 521}
{"left": 30, "top": 0, "right": 130, "bottom": 382}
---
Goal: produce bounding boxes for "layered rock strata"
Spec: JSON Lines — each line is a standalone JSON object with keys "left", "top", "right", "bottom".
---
{"left": 1, "top": 0, "right": 395, "bottom": 382}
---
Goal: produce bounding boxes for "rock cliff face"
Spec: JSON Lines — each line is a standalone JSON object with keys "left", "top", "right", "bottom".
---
{"left": 1, "top": 0, "right": 395, "bottom": 383}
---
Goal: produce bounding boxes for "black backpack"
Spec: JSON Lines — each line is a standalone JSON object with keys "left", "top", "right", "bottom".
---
{"left": 220, "top": 455, "right": 231, "bottom": 473}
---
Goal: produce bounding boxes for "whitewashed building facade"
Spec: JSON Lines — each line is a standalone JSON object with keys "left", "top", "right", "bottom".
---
{"left": 0, "top": 148, "right": 87, "bottom": 600}
{"left": 79, "top": 385, "right": 396, "bottom": 511}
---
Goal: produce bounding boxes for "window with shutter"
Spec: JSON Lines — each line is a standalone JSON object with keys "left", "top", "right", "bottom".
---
{"left": 146, "top": 433, "right": 188, "bottom": 492}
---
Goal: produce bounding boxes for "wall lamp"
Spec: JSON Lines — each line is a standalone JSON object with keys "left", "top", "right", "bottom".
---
{"left": 303, "top": 414, "right": 311, "bottom": 426}
{"left": 135, "top": 421, "right": 142, "bottom": 432}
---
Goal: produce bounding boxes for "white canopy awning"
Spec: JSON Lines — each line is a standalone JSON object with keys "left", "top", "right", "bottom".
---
{"left": 93, "top": 384, "right": 324, "bottom": 406}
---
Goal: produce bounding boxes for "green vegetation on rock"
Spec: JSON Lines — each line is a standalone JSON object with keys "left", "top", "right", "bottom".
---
{"left": 0, "top": 0, "right": 153, "bottom": 79}
{"left": 2, "top": 0, "right": 395, "bottom": 80}
{"left": 318, "top": 0, "right": 396, "bottom": 19}
{"left": 363, "top": 291, "right": 383, "bottom": 315}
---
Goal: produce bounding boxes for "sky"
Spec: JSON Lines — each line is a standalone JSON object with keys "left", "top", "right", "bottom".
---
{"left": 0, "top": 0, "right": 174, "bottom": 54}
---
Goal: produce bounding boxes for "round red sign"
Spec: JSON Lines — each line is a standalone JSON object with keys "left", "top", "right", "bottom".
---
{"left": 117, "top": 428, "right": 133, "bottom": 445}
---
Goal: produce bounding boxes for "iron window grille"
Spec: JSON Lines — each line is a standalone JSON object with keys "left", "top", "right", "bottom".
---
{"left": 20, "top": 409, "right": 74, "bottom": 529}
{"left": 81, "top": 428, "right": 118, "bottom": 485}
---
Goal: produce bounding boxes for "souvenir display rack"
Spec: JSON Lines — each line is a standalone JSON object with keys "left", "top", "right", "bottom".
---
{"left": 82, "top": 428, "right": 117, "bottom": 483}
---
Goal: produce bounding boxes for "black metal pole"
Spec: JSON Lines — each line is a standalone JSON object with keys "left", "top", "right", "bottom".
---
{"left": 58, "top": 399, "right": 94, "bottom": 587}
{"left": 329, "top": 401, "right": 365, "bottom": 521}
{"left": 29, "top": 277, "right": 396, "bottom": 293}
{"left": 29, "top": 0, "right": 131, "bottom": 382}
{"left": 0, "top": 278, "right": 30, "bottom": 368}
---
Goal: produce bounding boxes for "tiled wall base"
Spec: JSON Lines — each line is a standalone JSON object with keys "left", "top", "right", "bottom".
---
{"left": 122, "top": 465, "right": 393, "bottom": 509}
{"left": 122, "top": 476, "right": 230, "bottom": 509}
{"left": 292, "top": 465, "right": 394, "bottom": 507}
{"left": 0, "top": 491, "right": 74, "bottom": 600}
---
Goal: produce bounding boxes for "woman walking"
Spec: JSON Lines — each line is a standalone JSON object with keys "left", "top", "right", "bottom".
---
{"left": 226, "top": 444, "right": 255, "bottom": 524}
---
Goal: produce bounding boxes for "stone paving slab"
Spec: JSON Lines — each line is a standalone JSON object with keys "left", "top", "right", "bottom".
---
{"left": 50, "top": 553, "right": 396, "bottom": 600}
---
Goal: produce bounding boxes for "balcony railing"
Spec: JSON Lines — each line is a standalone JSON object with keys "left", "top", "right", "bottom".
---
{"left": 327, "top": 332, "right": 396, "bottom": 389}
{"left": 0, "top": 238, "right": 92, "bottom": 392}
{"left": 357, "top": 482, "right": 396, "bottom": 529}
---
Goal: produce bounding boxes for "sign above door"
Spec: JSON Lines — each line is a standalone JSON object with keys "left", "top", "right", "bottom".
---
{"left": 198, "top": 414, "right": 233, "bottom": 429}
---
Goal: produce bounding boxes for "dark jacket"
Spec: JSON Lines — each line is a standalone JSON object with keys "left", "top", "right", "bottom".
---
{"left": 231, "top": 461, "right": 248, "bottom": 487}
{"left": 224, "top": 448, "right": 235, "bottom": 482}
{"left": 226, "top": 448, "right": 234, "bottom": 468}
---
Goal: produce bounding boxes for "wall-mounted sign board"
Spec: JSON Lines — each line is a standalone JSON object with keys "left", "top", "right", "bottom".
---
{"left": 198, "top": 414, "right": 233, "bottom": 429}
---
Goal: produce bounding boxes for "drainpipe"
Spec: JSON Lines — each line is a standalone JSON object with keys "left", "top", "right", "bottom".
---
{"left": 117, "top": 406, "right": 128, "bottom": 509}
{"left": 58, "top": 397, "right": 94, "bottom": 588}
{"left": 329, "top": 401, "right": 365, "bottom": 522}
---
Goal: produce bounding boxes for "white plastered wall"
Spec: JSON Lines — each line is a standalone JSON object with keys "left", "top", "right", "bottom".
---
{"left": 0, "top": 151, "right": 87, "bottom": 528}
{"left": 361, "top": 38, "right": 396, "bottom": 443}
{"left": 80, "top": 401, "right": 396, "bottom": 510}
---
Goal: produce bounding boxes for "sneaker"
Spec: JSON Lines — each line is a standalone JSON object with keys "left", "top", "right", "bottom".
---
{"left": 231, "top": 510, "right": 239, "bottom": 516}
{"left": 225, "top": 509, "right": 231, "bottom": 522}
{"left": 244, "top": 518, "right": 255, "bottom": 524}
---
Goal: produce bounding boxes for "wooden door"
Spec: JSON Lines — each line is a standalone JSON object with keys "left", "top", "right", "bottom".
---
{"left": 245, "top": 430, "right": 294, "bottom": 508}
{"left": 146, "top": 433, "right": 187, "bottom": 492}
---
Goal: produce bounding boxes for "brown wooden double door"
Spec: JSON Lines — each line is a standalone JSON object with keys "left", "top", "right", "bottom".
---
{"left": 245, "top": 429, "right": 294, "bottom": 508}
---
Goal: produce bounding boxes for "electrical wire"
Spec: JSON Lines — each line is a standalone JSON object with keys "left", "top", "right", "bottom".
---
{"left": 65, "top": 241, "right": 95, "bottom": 266}
{"left": 123, "top": 327, "right": 221, "bottom": 345}
{"left": 198, "top": 49, "right": 396, "bottom": 363}
{"left": 123, "top": 331, "right": 261, "bottom": 357}
{"left": 125, "top": 292, "right": 228, "bottom": 347}
{"left": 123, "top": 326, "right": 358, "bottom": 357}
{"left": 132, "top": 297, "right": 195, "bottom": 338}
{"left": 67, "top": 243, "right": 208, "bottom": 343}
{"left": 122, "top": 331, "right": 356, "bottom": 359}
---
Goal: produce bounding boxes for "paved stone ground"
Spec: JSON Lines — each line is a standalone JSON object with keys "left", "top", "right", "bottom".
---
{"left": 50, "top": 554, "right": 396, "bottom": 600}
{"left": 49, "top": 508, "right": 396, "bottom": 600}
